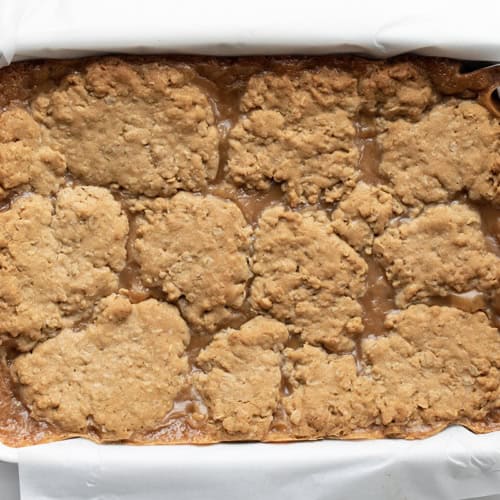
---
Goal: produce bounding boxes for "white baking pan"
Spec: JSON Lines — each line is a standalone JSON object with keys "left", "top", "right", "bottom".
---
{"left": 0, "top": 1, "right": 499, "bottom": 499}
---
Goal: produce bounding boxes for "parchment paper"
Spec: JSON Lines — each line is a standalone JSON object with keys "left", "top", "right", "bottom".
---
{"left": 1, "top": 0, "right": 500, "bottom": 65}
{"left": 0, "top": 428, "right": 497, "bottom": 500}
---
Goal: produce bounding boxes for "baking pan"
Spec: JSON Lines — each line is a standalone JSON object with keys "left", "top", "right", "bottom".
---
{"left": 0, "top": 1, "right": 499, "bottom": 499}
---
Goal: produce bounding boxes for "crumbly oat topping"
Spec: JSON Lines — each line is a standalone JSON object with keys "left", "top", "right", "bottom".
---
{"left": 0, "top": 186, "right": 128, "bottom": 350}
{"left": 227, "top": 68, "right": 361, "bottom": 206}
{"left": 130, "top": 192, "right": 252, "bottom": 332}
{"left": 13, "top": 295, "right": 190, "bottom": 439}
{"left": 359, "top": 61, "right": 439, "bottom": 120}
{"left": 194, "top": 316, "right": 288, "bottom": 439}
{"left": 251, "top": 205, "right": 367, "bottom": 352}
{"left": 31, "top": 60, "right": 219, "bottom": 196}
{"left": 378, "top": 100, "right": 500, "bottom": 206}
{"left": 0, "top": 108, "right": 66, "bottom": 199}
{"left": 373, "top": 203, "right": 500, "bottom": 307}
{"left": 331, "top": 182, "right": 405, "bottom": 254}
{"left": 0, "top": 56, "right": 498, "bottom": 446}
{"left": 363, "top": 305, "right": 499, "bottom": 429}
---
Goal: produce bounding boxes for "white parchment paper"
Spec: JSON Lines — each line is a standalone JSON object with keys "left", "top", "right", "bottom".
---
{"left": 0, "top": 428, "right": 497, "bottom": 500}
{"left": 0, "top": 1, "right": 499, "bottom": 499}
{"left": 0, "top": 0, "right": 500, "bottom": 64}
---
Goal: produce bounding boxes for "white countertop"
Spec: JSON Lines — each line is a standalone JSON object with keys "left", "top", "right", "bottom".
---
{"left": 0, "top": 461, "right": 20, "bottom": 500}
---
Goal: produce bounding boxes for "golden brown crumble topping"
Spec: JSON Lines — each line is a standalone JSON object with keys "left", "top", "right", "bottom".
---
{"left": 31, "top": 61, "right": 219, "bottom": 197}
{"left": 251, "top": 205, "right": 367, "bottom": 352}
{"left": 373, "top": 203, "right": 500, "bottom": 307}
{"left": 283, "top": 345, "right": 379, "bottom": 438}
{"left": 194, "top": 316, "right": 288, "bottom": 440}
{"left": 0, "top": 186, "right": 128, "bottom": 351}
{"left": 331, "top": 182, "right": 405, "bottom": 254}
{"left": 363, "top": 305, "right": 499, "bottom": 430}
{"left": 359, "top": 61, "right": 439, "bottom": 120}
{"left": 227, "top": 68, "right": 361, "bottom": 206}
{"left": 0, "top": 108, "right": 66, "bottom": 199}
{"left": 12, "top": 295, "right": 190, "bottom": 440}
{"left": 0, "top": 55, "right": 498, "bottom": 446}
{"left": 378, "top": 100, "right": 500, "bottom": 206}
{"left": 130, "top": 192, "right": 252, "bottom": 332}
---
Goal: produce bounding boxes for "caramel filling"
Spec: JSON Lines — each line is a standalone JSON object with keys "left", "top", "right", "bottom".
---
{"left": 0, "top": 55, "right": 498, "bottom": 446}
